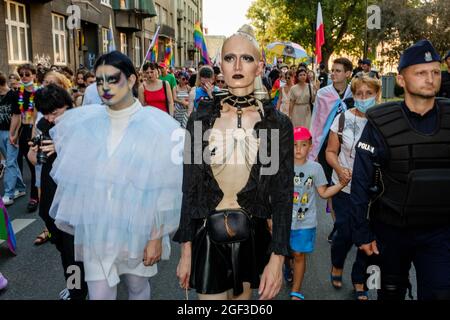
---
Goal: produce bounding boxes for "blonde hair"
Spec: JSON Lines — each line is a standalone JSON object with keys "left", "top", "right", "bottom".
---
{"left": 351, "top": 75, "right": 382, "bottom": 100}
{"left": 44, "top": 71, "right": 72, "bottom": 91}
{"left": 221, "top": 24, "right": 268, "bottom": 100}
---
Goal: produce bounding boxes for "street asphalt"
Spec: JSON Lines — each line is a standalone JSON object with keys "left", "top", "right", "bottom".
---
{"left": 0, "top": 164, "right": 416, "bottom": 300}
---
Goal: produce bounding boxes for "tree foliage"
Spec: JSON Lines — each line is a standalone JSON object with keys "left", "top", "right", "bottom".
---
{"left": 247, "top": 0, "right": 368, "bottom": 67}
{"left": 247, "top": 0, "right": 450, "bottom": 69}
{"left": 374, "top": 0, "right": 450, "bottom": 64}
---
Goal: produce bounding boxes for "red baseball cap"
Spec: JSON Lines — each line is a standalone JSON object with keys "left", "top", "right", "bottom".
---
{"left": 294, "top": 126, "right": 312, "bottom": 141}
{"left": 158, "top": 62, "right": 167, "bottom": 68}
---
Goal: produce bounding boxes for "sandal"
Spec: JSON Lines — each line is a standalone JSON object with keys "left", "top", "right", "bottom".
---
{"left": 330, "top": 267, "right": 343, "bottom": 289}
{"left": 27, "top": 199, "right": 39, "bottom": 213}
{"left": 34, "top": 229, "right": 51, "bottom": 245}
{"left": 354, "top": 290, "right": 369, "bottom": 301}
{"left": 290, "top": 292, "right": 305, "bottom": 300}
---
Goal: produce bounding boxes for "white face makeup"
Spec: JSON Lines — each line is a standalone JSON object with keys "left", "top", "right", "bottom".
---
{"left": 221, "top": 35, "right": 263, "bottom": 97}
{"left": 95, "top": 64, "right": 131, "bottom": 107}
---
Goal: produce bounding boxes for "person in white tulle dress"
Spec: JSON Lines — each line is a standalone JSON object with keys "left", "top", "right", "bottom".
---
{"left": 49, "top": 51, "right": 183, "bottom": 300}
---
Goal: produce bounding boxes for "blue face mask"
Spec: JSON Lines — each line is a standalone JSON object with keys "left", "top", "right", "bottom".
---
{"left": 21, "top": 81, "right": 34, "bottom": 87}
{"left": 355, "top": 96, "right": 377, "bottom": 113}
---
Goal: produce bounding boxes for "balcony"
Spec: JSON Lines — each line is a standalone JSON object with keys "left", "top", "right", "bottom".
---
{"left": 177, "top": 9, "right": 183, "bottom": 21}
{"left": 159, "top": 24, "right": 175, "bottom": 39}
{"left": 112, "top": 0, "right": 157, "bottom": 31}
{"left": 112, "top": 0, "right": 157, "bottom": 18}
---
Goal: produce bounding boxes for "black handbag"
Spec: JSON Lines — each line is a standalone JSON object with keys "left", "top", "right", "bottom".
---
{"left": 206, "top": 209, "right": 251, "bottom": 244}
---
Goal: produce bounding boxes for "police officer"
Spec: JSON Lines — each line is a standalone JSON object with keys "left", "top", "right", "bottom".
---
{"left": 350, "top": 39, "right": 450, "bottom": 300}
{"left": 439, "top": 50, "right": 450, "bottom": 98}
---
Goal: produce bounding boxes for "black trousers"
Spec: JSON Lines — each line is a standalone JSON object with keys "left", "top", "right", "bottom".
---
{"left": 372, "top": 220, "right": 450, "bottom": 300}
{"left": 40, "top": 205, "right": 88, "bottom": 300}
{"left": 17, "top": 124, "right": 38, "bottom": 200}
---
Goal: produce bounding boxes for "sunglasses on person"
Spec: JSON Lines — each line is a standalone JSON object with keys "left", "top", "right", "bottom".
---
{"left": 216, "top": 80, "right": 225, "bottom": 84}
{"left": 19, "top": 72, "right": 32, "bottom": 77}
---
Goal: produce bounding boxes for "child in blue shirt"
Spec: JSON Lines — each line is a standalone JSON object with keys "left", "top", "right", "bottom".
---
{"left": 288, "top": 127, "right": 349, "bottom": 300}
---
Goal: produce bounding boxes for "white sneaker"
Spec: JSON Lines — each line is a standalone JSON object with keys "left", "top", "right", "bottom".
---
{"left": 2, "top": 195, "right": 13, "bottom": 206}
{"left": 13, "top": 190, "right": 26, "bottom": 200}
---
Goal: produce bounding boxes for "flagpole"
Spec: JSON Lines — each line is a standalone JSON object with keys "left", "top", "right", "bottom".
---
{"left": 141, "top": 25, "right": 161, "bottom": 71}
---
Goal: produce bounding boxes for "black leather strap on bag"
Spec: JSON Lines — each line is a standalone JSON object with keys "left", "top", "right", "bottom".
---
{"left": 337, "top": 112, "right": 345, "bottom": 144}
{"left": 162, "top": 80, "right": 169, "bottom": 113}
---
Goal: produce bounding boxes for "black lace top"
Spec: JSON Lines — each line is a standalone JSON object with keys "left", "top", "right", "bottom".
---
{"left": 173, "top": 97, "right": 294, "bottom": 256}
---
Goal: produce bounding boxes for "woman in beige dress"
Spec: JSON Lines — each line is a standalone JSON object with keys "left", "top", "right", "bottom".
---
{"left": 289, "top": 69, "right": 316, "bottom": 128}
{"left": 276, "top": 70, "right": 295, "bottom": 116}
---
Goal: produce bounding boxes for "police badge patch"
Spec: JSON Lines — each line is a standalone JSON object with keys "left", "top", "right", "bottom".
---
{"left": 424, "top": 52, "right": 433, "bottom": 62}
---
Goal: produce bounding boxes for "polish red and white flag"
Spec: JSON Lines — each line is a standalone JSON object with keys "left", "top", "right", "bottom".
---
{"left": 316, "top": 2, "right": 325, "bottom": 65}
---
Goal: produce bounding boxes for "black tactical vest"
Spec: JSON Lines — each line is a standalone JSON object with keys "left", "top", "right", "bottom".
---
{"left": 366, "top": 99, "right": 450, "bottom": 227}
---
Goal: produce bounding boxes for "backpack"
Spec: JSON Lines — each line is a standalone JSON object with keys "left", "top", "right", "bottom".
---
{"left": 337, "top": 112, "right": 345, "bottom": 144}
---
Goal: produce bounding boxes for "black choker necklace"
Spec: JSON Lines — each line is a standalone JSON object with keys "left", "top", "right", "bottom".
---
{"left": 219, "top": 91, "right": 257, "bottom": 109}
{"left": 216, "top": 90, "right": 263, "bottom": 129}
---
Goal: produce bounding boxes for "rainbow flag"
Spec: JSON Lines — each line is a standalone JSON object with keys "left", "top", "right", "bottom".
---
{"left": 0, "top": 200, "right": 16, "bottom": 254}
{"left": 194, "top": 21, "right": 211, "bottom": 65}
{"left": 141, "top": 26, "right": 161, "bottom": 71}
{"left": 164, "top": 41, "right": 174, "bottom": 67}
{"left": 271, "top": 78, "right": 281, "bottom": 106}
{"left": 150, "top": 39, "right": 159, "bottom": 63}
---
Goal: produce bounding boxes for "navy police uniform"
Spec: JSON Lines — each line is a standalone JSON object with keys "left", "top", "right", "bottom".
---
{"left": 350, "top": 40, "right": 450, "bottom": 300}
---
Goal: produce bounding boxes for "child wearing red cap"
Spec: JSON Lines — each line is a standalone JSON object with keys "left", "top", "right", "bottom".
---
{"left": 288, "top": 126, "right": 350, "bottom": 300}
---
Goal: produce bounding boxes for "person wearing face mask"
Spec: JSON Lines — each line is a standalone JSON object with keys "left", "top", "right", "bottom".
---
{"left": 325, "top": 75, "right": 381, "bottom": 300}
{"left": 10, "top": 64, "right": 40, "bottom": 211}
{"left": 351, "top": 40, "right": 450, "bottom": 300}
{"left": 48, "top": 51, "right": 183, "bottom": 300}
{"left": 175, "top": 25, "right": 293, "bottom": 301}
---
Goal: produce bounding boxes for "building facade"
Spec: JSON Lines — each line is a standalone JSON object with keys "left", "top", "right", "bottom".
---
{"left": 143, "top": 0, "right": 203, "bottom": 68}
{"left": 1, "top": 0, "right": 204, "bottom": 75}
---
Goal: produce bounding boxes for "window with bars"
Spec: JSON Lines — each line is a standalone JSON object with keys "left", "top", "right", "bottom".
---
{"left": 5, "top": 0, "right": 30, "bottom": 64}
{"left": 102, "top": 28, "right": 109, "bottom": 54}
{"left": 135, "top": 36, "right": 141, "bottom": 67}
{"left": 52, "top": 14, "right": 67, "bottom": 65}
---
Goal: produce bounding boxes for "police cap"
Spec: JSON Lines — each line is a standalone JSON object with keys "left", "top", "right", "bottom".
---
{"left": 398, "top": 39, "right": 441, "bottom": 72}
